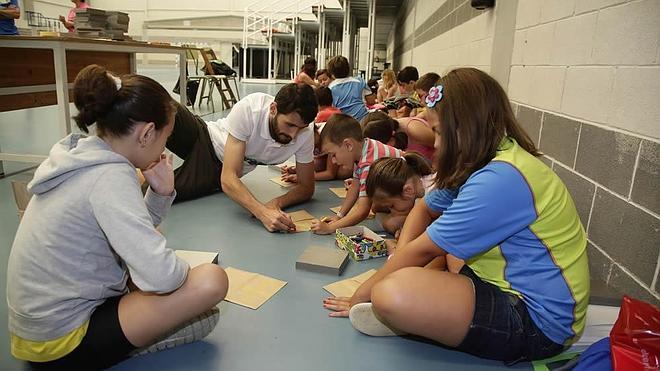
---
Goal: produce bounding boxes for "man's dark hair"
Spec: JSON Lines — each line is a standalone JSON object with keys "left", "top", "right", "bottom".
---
{"left": 327, "top": 56, "right": 350, "bottom": 78}
{"left": 316, "top": 87, "right": 333, "bottom": 107}
{"left": 274, "top": 83, "right": 318, "bottom": 124}
{"left": 397, "top": 66, "right": 419, "bottom": 84}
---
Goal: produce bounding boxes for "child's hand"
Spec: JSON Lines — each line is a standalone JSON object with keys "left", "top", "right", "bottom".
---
{"left": 142, "top": 154, "right": 174, "bottom": 196}
{"left": 310, "top": 219, "right": 335, "bottom": 235}
{"left": 281, "top": 173, "right": 298, "bottom": 183}
{"left": 344, "top": 178, "right": 353, "bottom": 189}
{"left": 320, "top": 215, "right": 339, "bottom": 223}
{"left": 259, "top": 207, "right": 296, "bottom": 233}
{"left": 323, "top": 296, "right": 351, "bottom": 317}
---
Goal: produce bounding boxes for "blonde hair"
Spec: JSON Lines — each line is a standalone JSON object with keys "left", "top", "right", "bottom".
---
{"left": 382, "top": 70, "right": 396, "bottom": 89}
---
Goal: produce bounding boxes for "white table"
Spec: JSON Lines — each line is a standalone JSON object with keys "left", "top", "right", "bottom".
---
{"left": 0, "top": 36, "right": 188, "bottom": 173}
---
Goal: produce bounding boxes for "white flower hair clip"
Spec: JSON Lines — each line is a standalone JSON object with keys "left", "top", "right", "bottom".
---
{"left": 425, "top": 85, "right": 443, "bottom": 108}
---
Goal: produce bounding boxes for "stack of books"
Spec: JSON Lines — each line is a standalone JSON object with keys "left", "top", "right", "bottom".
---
{"left": 73, "top": 8, "right": 106, "bottom": 37}
{"left": 105, "top": 11, "right": 130, "bottom": 40}
{"left": 74, "top": 8, "right": 131, "bottom": 40}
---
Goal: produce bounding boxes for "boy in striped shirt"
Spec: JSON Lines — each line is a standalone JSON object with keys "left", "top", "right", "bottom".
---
{"left": 311, "top": 113, "right": 402, "bottom": 234}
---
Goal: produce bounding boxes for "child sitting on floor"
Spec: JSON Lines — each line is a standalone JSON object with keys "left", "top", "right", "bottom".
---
{"left": 362, "top": 111, "right": 435, "bottom": 164}
{"left": 7, "top": 64, "right": 228, "bottom": 370}
{"left": 310, "top": 113, "right": 402, "bottom": 235}
{"left": 323, "top": 68, "right": 589, "bottom": 365}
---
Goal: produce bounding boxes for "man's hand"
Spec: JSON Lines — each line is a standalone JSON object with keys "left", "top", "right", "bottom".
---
{"left": 259, "top": 207, "right": 295, "bottom": 232}
{"left": 142, "top": 154, "right": 174, "bottom": 196}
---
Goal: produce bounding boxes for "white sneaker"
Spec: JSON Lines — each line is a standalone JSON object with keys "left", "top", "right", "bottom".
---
{"left": 349, "top": 302, "right": 406, "bottom": 337}
{"left": 132, "top": 306, "right": 220, "bottom": 356}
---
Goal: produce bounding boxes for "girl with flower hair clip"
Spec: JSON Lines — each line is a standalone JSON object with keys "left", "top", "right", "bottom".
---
{"left": 323, "top": 68, "right": 589, "bottom": 365}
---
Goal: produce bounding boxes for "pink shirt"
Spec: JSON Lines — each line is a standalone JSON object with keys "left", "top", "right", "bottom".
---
{"left": 353, "top": 139, "right": 402, "bottom": 197}
{"left": 65, "top": 2, "right": 90, "bottom": 32}
{"left": 405, "top": 117, "right": 435, "bottom": 163}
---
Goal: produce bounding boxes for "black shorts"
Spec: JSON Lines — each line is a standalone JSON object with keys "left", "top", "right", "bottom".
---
{"left": 167, "top": 103, "right": 223, "bottom": 203}
{"left": 29, "top": 296, "right": 136, "bottom": 371}
{"left": 455, "top": 265, "right": 566, "bottom": 364}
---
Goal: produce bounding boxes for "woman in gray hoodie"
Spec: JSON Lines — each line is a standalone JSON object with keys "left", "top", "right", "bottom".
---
{"left": 7, "top": 64, "right": 228, "bottom": 370}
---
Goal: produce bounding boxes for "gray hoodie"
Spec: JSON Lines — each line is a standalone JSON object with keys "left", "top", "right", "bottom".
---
{"left": 7, "top": 134, "right": 189, "bottom": 341}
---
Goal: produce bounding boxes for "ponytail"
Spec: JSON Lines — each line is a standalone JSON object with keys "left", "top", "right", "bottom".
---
{"left": 361, "top": 111, "right": 408, "bottom": 150}
{"left": 366, "top": 152, "right": 431, "bottom": 198}
{"left": 73, "top": 64, "right": 175, "bottom": 137}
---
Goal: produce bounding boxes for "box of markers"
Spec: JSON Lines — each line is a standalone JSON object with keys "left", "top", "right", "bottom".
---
{"left": 335, "top": 226, "right": 386, "bottom": 261}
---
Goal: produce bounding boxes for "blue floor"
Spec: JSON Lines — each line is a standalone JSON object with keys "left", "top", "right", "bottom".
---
{"left": 0, "top": 66, "right": 532, "bottom": 370}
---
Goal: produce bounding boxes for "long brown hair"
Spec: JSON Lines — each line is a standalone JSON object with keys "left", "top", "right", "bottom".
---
{"left": 431, "top": 68, "right": 539, "bottom": 189}
{"left": 366, "top": 152, "right": 432, "bottom": 198}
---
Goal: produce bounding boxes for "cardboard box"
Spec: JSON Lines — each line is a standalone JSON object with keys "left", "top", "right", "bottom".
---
{"left": 296, "top": 245, "right": 349, "bottom": 275}
{"left": 335, "top": 226, "right": 386, "bottom": 261}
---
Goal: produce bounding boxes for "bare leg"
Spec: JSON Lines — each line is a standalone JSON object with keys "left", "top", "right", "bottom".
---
{"left": 370, "top": 266, "right": 475, "bottom": 347}
{"left": 118, "top": 263, "right": 228, "bottom": 347}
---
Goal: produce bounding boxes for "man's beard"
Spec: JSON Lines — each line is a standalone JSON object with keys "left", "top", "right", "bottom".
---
{"left": 269, "top": 115, "right": 293, "bottom": 144}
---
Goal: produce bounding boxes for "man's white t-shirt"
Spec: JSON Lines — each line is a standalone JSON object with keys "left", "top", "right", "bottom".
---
{"left": 206, "top": 93, "right": 315, "bottom": 176}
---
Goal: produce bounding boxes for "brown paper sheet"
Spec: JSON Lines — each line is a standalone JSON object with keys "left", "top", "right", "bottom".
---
{"left": 225, "top": 267, "right": 287, "bottom": 310}
{"left": 329, "top": 187, "right": 348, "bottom": 198}
{"left": 323, "top": 269, "right": 377, "bottom": 297}
{"left": 270, "top": 176, "right": 294, "bottom": 188}
{"left": 288, "top": 210, "right": 317, "bottom": 232}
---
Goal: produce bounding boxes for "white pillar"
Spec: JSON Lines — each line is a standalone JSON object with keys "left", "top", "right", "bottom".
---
{"left": 366, "top": 0, "right": 376, "bottom": 79}
{"left": 342, "top": 0, "right": 351, "bottom": 58}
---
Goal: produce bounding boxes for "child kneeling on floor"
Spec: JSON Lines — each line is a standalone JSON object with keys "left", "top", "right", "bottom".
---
{"left": 7, "top": 65, "right": 228, "bottom": 370}
{"left": 323, "top": 68, "right": 589, "bottom": 364}
{"left": 310, "top": 113, "right": 403, "bottom": 235}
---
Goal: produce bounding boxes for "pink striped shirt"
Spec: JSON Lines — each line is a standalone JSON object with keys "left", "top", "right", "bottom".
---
{"left": 353, "top": 138, "right": 403, "bottom": 197}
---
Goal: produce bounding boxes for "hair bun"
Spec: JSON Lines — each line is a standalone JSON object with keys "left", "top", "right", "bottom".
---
{"left": 72, "top": 64, "right": 118, "bottom": 133}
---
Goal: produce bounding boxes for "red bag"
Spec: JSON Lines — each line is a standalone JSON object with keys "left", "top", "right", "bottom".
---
{"left": 610, "top": 296, "right": 660, "bottom": 370}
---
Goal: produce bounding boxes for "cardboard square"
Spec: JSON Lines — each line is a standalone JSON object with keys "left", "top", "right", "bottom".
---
{"left": 224, "top": 267, "right": 287, "bottom": 310}
{"left": 323, "top": 269, "right": 377, "bottom": 297}
{"left": 296, "top": 245, "right": 349, "bottom": 275}
{"left": 288, "top": 210, "right": 317, "bottom": 232}
{"left": 11, "top": 177, "right": 33, "bottom": 211}
{"left": 329, "top": 206, "right": 375, "bottom": 219}
{"left": 270, "top": 176, "right": 294, "bottom": 188}
{"left": 175, "top": 250, "right": 219, "bottom": 268}
{"left": 329, "top": 187, "right": 347, "bottom": 198}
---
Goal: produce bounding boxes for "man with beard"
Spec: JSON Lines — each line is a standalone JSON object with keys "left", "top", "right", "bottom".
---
{"left": 166, "top": 83, "right": 318, "bottom": 232}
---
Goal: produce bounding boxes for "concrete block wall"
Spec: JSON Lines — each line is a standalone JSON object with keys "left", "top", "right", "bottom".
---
{"left": 391, "top": 0, "right": 660, "bottom": 305}
{"left": 510, "top": 0, "right": 659, "bottom": 304}
{"left": 388, "top": 0, "right": 494, "bottom": 74}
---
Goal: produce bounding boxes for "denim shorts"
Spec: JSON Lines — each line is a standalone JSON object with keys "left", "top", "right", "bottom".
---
{"left": 455, "top": 265, "right": 566, "bottom": 364}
